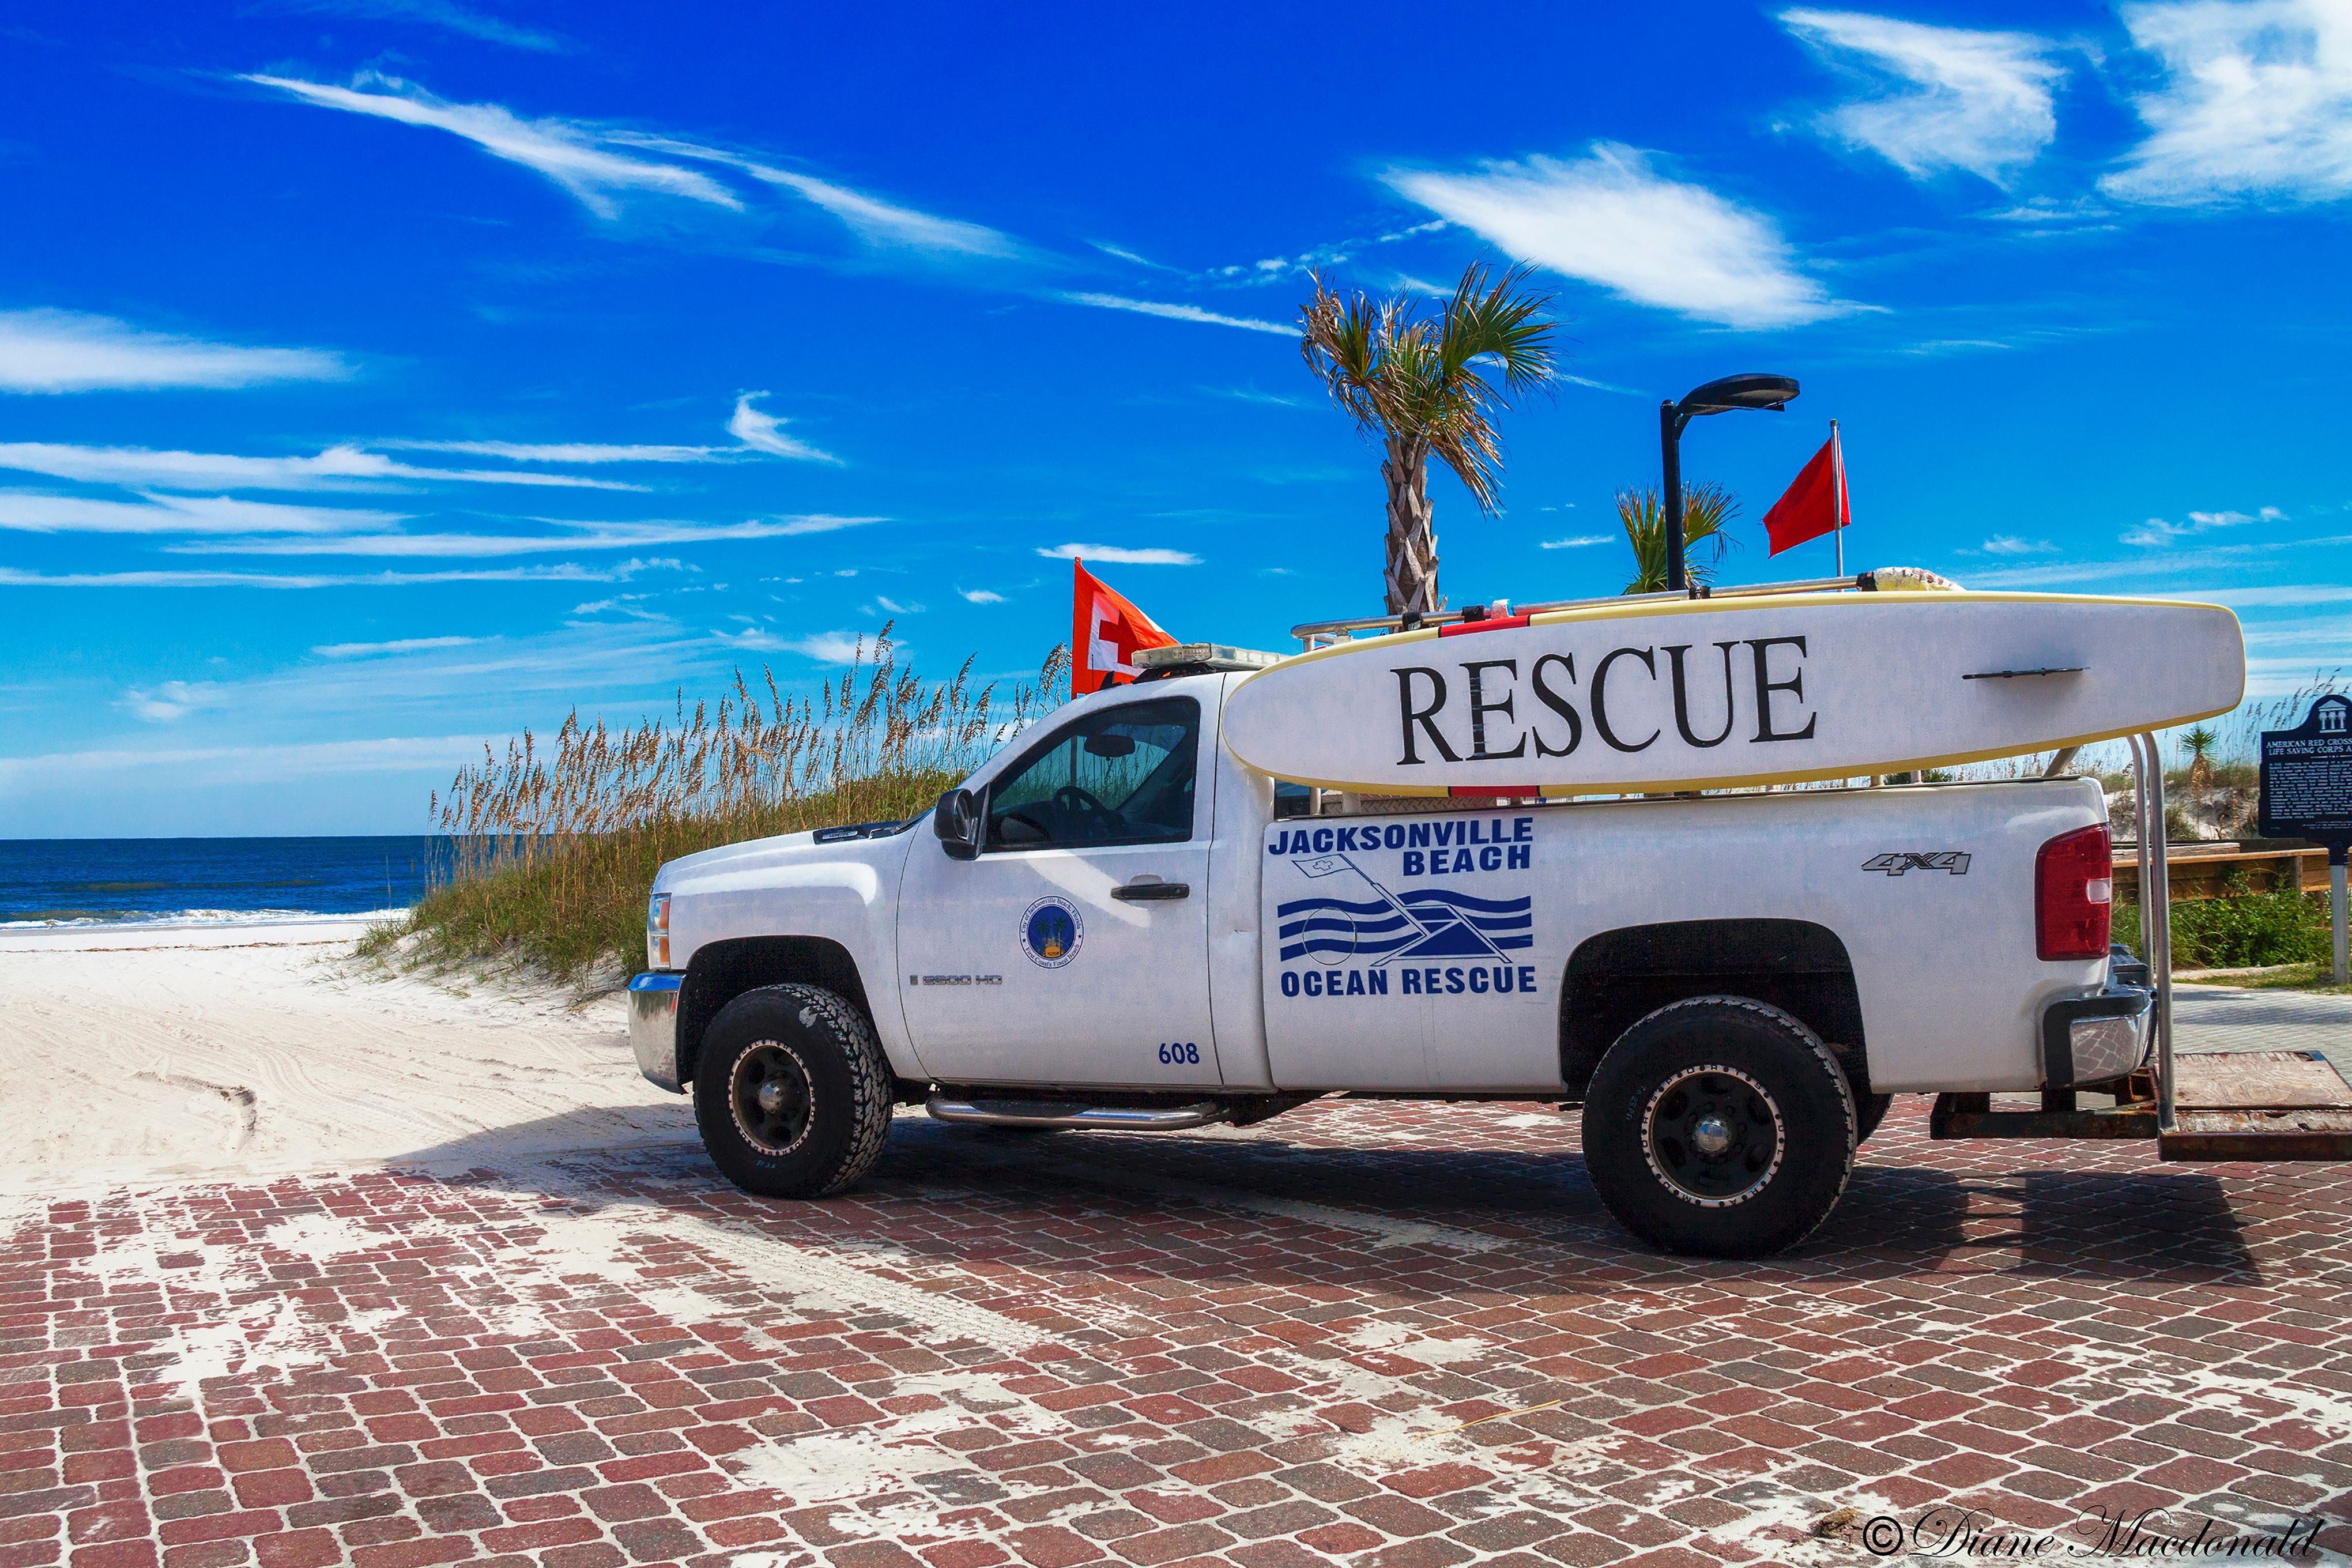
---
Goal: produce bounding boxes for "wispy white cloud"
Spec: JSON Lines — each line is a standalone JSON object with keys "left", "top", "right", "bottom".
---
{"left": 0, "top": 309, "right": 351, "bottom": 394}
{"left": 1961, "top": 530, "right": 2347, "bottom": 589}
{"left": 1035, "top": 542, "right": 1202, "bottom": 566}
{"left": 1780, "top": 9, "right": 2065, "bottom": 186}
{"left": 2206, "top": 583, "right": 2352, "bottom": 608}
{"left": 0, "top": 561, "right": 676, "bottom": 589}
{"left": 377, "top": 438, "right": 728, "bottom": 463}
{"left": 1205, "top": 385, "right": 1308, "bottom": 407}
{"left": 0, "top": 733, "right": 504, "bottom": 788}
{"left": 959, "top": 588, "right": 1007, "bottom": 604}
{"left": 2102, "top": 0, "right": 2352, "bottom": 206}
{"left": 1560, "top": 374, "right": 1646, "bottom": 396}
{"left": 2121, "top": 505, "right": 2283, "bottom": 546}
{"left": 169, "top": 515, "right": 877, "bottom": 557}
{"left": 1088, "top": 240, "right": 1163, "bottom": 267}
{"left": 249, "top": 71, "right": 1022, "bottom": 264}
{"left": 0, "top": 490, "right": 404, "bottom": 535}
{"left": 726, "top": 393, "right": 837, "bottom": 462}
{"left": 1060, "top": 293, "right": 1294, "bottom": 337}
{"left": 388, "top": 391, "right": 840, "bottom": 469}
{"left": 0, "top": 442, "right": 641, "bottom": 492}
{"left": 1196, "top": 221, "right": 1446, "bottom": 288}
{"left": 123, "top": 680, "right": 231, "bottom": 723}
{"left": 1384, "top": 145, "right": 1845, "bottom": 329}
{"left": 245, "top": 73, "right": 744, "bottom": 218}
{"left": 875, "top": 595, "right": 923, "bottom": 614}
{"left": 749, "top": 164, "right": 1017, "bottom": 257}
{"left": 312, "top": 635, "right": 483, "bottom": 658}
{"left": 260, "top": 0, "right": 573, "bottom": 52}
{"left": 607, "top": 134, "right": 1021, "bottom": 257}
{"left": 1980, "top": 533, "right": 2057, "bottom": 555}
{"left": 1539, "top": 534, "right": 1611, "bottom": 549}
{"left": 717, "top": 628, "right": 884, "bottom": 662}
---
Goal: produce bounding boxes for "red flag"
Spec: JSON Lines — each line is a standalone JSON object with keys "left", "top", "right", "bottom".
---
{"left": 1071, "top": 559, "right": 1178, "bottom": 695}
{"left": 1763, "top": 425, "right": 1849, "bottom": 557}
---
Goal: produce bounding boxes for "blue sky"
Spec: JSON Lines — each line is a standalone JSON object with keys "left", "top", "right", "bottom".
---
{"left": 3, "top": 0, "right": 2347, "bottom": 835}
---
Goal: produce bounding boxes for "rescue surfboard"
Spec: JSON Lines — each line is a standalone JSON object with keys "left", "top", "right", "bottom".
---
{"left": 1220, "top": 584, "right": 2244, "bottom": 796}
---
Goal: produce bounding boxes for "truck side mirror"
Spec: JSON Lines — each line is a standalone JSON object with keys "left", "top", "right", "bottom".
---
{"left": 933, "top": 787, "right": 984, "bottom": 860}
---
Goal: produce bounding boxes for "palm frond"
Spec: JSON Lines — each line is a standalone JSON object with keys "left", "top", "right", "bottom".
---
{"left": 1296, "top": 259, "right": 1559, "bottom": 515}
{"left": 1616, "top": 483, "right": 1742, "bottom": 594}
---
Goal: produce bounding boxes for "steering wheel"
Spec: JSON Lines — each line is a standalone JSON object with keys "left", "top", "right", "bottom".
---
{"left": 1053, "top": 784, "right": 1122, "bottom": 836}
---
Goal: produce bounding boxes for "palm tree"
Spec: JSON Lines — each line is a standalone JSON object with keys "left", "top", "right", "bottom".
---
{"left": 2181, "top": 724, "right": 2217, "bottom": 793}
{"left": 1616, "top": 483, "right": 1740, "bottom": 594}
{"left": 1299, "top": 262, "right": 1558, "bottom": 616}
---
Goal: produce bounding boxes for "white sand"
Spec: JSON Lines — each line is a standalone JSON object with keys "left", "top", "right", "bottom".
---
{"left": 0, "top": 919, "right": 692, "bottom": 1193}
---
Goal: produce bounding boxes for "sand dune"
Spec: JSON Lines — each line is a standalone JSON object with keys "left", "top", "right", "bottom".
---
{"left": 0, "top": 919, "right": 690, "bottom": 1192}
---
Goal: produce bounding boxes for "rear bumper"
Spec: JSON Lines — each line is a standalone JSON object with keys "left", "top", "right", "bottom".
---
{"left": 2041, "top": 983, "right": 2152, "bottom": 1088}
{"left": 629, "top": 972, "right": 684, "bottom": 1093}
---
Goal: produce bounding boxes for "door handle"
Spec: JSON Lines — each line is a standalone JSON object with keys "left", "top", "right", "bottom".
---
{"left": 1112, "top": 881, "right": 1191, "bottom": 902}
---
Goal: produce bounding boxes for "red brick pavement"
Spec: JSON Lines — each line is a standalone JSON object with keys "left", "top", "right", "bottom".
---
{"left": 7, "top": 1098, "right": 2352, "bottom": 1568}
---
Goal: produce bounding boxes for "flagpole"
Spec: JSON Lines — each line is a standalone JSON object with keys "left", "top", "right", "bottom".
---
{"left": 1830, "top": 419, "right": 1844, "bottom": 578}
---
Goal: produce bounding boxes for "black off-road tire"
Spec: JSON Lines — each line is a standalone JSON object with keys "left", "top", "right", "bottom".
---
{"left": 1581, "top": 996, "right": 1857, "bottom": 1259}
{"left": 693, "top": 984, "right": 893, "bottom": 1199}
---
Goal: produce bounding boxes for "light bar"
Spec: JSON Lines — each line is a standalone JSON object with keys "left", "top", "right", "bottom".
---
{"left": 1134, "top": 643, "right": 1285, "bottom": 672}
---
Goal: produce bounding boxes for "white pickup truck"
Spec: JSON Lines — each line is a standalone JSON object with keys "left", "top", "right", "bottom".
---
{"left": 628, "top": 645, "right": 2154, "bottom": 1258}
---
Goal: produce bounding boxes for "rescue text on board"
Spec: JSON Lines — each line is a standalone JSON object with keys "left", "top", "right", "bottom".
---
{"left": 1393, "top": 635, "right": 1818, "bottom": 764}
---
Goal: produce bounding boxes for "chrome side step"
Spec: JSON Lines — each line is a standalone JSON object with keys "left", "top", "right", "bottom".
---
{"left": 925, "top": 1096, "right": 1228, "bottom": 1130}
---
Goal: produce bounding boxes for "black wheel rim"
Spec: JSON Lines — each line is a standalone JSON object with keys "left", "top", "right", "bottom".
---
{"left": 1642, "top": 1065, "right": 1785, "bottom": 1207}
{"left": 730, "top": 1041, "right": 813, "bottom": 1156}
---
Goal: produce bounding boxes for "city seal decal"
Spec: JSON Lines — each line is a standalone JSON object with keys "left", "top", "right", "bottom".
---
{"left": 1020, "top": 896, "right": 1084, "bottom": 969}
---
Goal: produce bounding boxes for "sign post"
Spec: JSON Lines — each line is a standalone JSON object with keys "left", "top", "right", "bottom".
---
{"left": 2258, "top": 693, "right": 2352, "bottom": 985}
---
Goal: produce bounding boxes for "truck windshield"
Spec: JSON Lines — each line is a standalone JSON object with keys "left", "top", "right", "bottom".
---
{"left": 987, "top": 696, "right": 1200, "bottom": 849}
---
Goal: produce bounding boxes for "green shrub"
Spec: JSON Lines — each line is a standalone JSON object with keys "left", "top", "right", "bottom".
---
{"left": 2113, "top": 888, "right": 2332, "bottom": 972}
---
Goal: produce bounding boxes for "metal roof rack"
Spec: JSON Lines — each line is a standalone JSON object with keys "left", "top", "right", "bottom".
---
{"left": 1289, "top": 571, "right": 1885, "bottom": 647}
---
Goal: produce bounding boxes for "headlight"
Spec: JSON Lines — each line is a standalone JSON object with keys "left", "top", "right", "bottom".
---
{"left": 647, "top": 893, "right": 671, "bottom": 970}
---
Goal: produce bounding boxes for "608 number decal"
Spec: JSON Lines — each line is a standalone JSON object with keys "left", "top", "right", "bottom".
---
{"left": 1158, "top": 1042, "right": 1200, "bottom": 1065}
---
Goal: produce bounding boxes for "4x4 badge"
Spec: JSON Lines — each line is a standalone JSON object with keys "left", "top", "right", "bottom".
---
{"left": 1862, "top": 851, "right": 1972, "bottom": 876}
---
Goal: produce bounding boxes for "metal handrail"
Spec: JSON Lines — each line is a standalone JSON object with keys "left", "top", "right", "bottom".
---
{"left": 2131, "top": 732, "right": 2176, "bottom": 1129}
{"left": 1284, "top": 598, "right": 1678, "bottom": 642}
{"left": 1706, "top": 574, "right": 1875, "bottom": 600}
{"left": 1288, "top": 571, "right": 1881, "bottom": 645}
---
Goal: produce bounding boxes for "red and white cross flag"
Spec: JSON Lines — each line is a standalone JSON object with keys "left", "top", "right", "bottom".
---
{"left": 1071, "top": 559, "right": 1178, "bottom": 695}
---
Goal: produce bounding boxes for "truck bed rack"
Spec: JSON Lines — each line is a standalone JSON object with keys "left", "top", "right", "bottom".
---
{"left": 1924, "top": 730, "right": 2352, "bottom": 1162}
{"left": 1931, "top": 1053, "right": 2352, "bottom": 1160}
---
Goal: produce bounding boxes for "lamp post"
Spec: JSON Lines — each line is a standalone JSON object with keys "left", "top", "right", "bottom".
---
{"left": 1659, "top": 373, "right": 1800, "bottom": 591}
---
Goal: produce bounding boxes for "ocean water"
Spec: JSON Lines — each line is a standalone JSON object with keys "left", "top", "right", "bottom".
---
{"left": 0, "top": 837, "right": 454, "bottom": 928}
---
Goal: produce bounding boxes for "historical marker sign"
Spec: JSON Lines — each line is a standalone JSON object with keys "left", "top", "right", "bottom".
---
{"left": 2259, "top": 692, "right": 2352, "bottom": 985}
{"left": 2259, "top": 693, "right": 2352, "bottom": 850}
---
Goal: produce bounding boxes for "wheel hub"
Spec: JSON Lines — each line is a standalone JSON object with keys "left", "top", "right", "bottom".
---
{"left": 1690, "top": 1114, "right": 1733, "bottom": 1156}
{"left": 730, "top": 1041, "right": 813, "bottom": 1156}
{"left": 1641, "top": 1064, "right": 1786, "bottom": 1208}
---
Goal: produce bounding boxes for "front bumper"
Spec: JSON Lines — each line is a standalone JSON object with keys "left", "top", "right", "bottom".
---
{"left": 629, "top": 971, "right": 684, "bottom": 1093}
{"left": 2041, "top": 983, "right": 2153, "bottom": 1089}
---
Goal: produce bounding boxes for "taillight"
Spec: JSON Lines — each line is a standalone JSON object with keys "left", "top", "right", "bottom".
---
{"left": 2036, "top": 824, "right": 2113, "bottom": 960}
{"left": 647, "top": 893, "right": 671, "bottom": 969}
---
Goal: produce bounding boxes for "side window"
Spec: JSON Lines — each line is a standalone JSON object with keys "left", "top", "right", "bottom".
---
{"left": 987, "top": 696, "right": 1200, "bottom": 850}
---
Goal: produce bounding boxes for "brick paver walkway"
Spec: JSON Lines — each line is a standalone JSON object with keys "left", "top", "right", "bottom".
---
{"left": 9, "top": 1099, "right": 2352, "bottom": 1568}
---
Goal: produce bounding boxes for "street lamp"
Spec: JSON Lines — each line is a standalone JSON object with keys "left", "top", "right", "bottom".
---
{"left": 1659, "top": 373, "right": 1800, "bottom": 592}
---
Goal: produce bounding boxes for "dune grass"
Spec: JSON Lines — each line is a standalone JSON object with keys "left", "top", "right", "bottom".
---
{"left": 365, "top": 632, "right": 1067, "bottom": 981}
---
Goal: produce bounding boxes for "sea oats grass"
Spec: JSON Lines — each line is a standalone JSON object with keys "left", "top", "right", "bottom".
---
{"left": 370, "top": 631, "right": 1068, "bottom": 982}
